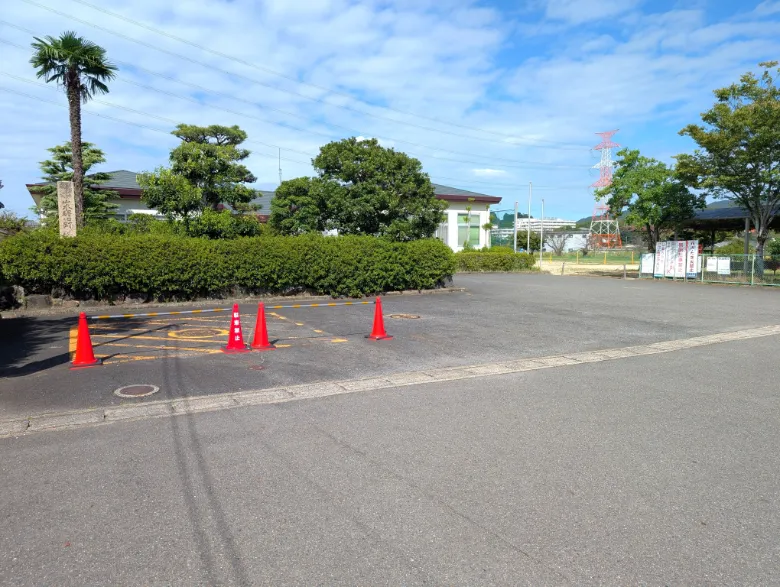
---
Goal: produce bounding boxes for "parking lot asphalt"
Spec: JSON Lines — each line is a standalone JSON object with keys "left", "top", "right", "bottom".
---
{"left": 2, "top": 274, "right": 780, "bottom": 419}
{"left": 1, "top": 328, "right": 779, "bottom": 585}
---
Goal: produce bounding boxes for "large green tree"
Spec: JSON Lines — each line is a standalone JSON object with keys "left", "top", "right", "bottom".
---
{"left": 271, "top": 138, "right": 446, "bottom": 240}
{"left": 269, "top": 177, "right": 328, "bottom": 235}
{"left": 168, "top": 124, "right": 256, "bottom": 210}
{"left": 596, "top": 148, "right": 704, "bottom": 251}
{"left": 677, "top": 62, "right": 780, "bottom": 257}
{"left": 137, "top": 167, "right": 202, "bottom": 228}
{"left": 30, "top": 142, "right": 118, "bottom": 221}
{"left": 30, "top": 31, "right": 117, "bottom": 229}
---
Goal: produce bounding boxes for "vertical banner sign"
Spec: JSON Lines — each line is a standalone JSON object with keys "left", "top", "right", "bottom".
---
{"left": 675, "top": 241, "right": 687, "bottom": 277}
{"left": 640, "top": 253, "right": 655, "bottom": 274}
{"left": 686, "top": 240, "right": 699, "bottom": 279}
{"left": 664, "top": 242, "right": 676, "bottom": 277}
{"left": 654, "top": 242, "right": 665, "bottom": 277}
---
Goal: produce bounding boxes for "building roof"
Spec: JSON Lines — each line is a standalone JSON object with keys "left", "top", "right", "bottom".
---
{"left": 686, "top": 202, "right": 780, "bottom": 230}
{"left": 26, "top": 171, "right": 501, "bottom": 208}
{"left": 432, "top": 183, "right": 502, "bottom": 204}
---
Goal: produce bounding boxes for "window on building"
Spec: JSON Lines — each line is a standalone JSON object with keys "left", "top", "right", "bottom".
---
{"left": 435, "top": 220, "right": 448, "bottom": 245}
{"left": 457, "top": 214, "right": 480, "bottom": 248}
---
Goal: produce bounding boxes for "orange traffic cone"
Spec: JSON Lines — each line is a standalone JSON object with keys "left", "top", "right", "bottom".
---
{"left": 70, "top": 312, "right": 102, "bottom": 369}
{"left": 366, "top": 296, "right": 392, "bottom": 341}
{"left": 250, "top": 302, "right": 275, "bottom": 351}
{"left": 223, "top": 303, "right": 250, "bottom": 353}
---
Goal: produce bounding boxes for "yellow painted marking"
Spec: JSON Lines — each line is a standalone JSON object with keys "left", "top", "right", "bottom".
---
{"left": 170, "top": 311, "right": 181, "bottom": 315}
{"left": 122, "top": 314, "right": 135, "bottom": 318}
{"left": 330, "top": 338, "right": 349, "bottom": 343}
{"left": 96, "top": 315, "right": 111, "bottom": 319}
{"left": 327, "top": 303, "right": 337, "bottom": 306}
{"left": 295, "top": 322, "right": 305, "bottom": 326}
{"left": 98, "top": 342, "right": 222, "bottom": 353}
{"left": 148, "top": 312, "right": 159, "bottom": 317}
{"left": 311, "top": 303, "right": 320, "bottom": 307}
{"left": 167, "top": 327, "right": 228, "bottom": 340}
{"left": 313, "top": 329, "right": 324, "bottom": 334}
{"left": 69, "top": 326, "right": 78, "bottom": 355}
{"left": 345, "top": 302, "right": 353, "bottom": 306}
{"left": 275, "top": 344, "right": 292, "bottom": 348}
{"left": 92, "top": 334, "right": 191, "bottom": 342}
{"left": 292, "top": 304, "right": 301, "bottom": 308}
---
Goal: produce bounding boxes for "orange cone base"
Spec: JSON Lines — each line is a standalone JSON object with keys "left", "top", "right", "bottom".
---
{"left": 250, "top": 342, "right": 276, "bottom": 351}
{"left": 222, "top": 345, "right": 250, "bottom": 354}
{"left": 69, "top": 358, "right": 103, "bottom": 370}
{"left": 366, "top": 334, "right": 393, "bottom": 341}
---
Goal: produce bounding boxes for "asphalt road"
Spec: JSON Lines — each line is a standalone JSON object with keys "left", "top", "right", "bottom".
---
{"left": 1, "top": 331, "right": 779, "bottom": 585}
{"left": 2, "top": 274, "right": 780, "bottom": 418}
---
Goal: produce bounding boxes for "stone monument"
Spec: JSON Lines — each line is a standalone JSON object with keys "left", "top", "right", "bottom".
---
{"left": 57, "top": 181, "right": 77, "bottom": 237}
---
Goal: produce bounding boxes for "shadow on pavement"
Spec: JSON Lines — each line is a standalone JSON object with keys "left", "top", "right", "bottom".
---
{"left": 0, "top": 315, "right": 171, "bottom": 378}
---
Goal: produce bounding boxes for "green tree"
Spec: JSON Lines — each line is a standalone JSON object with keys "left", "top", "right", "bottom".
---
{"left": 29, "top": 142, "right": 118, "bottom": 222}
{"left": 168, "top": 124, "right": 256, "bottom": 210}
{"left": 269, "top": 177, "right": 328, "bottom": 235}
{"left": 272, "top": 138, "right": 445, "bottom": 240}
{"left": 515, "top": 230, "right": 541, "bottom": 252}
{"left": 596, "top": 148, "right": 704, "bottom": 252}
{"left": 137, "top": 167, "right": 202, "bottom": 228}
{"left": 30, "top": 31, "right": 117, "bottom": 229}
{"left": 677, "top": 62, "right": 780, "bottom": 257}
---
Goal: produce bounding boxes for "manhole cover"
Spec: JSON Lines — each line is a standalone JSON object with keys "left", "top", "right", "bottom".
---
{"left": 388, "top": 314, "right": 420, "bottom": 319}
{"left": 114, "top": 384, "right": 160, "bottom": 398}
{"left": 248, "top": 365, "right": 266, "bottom": 371}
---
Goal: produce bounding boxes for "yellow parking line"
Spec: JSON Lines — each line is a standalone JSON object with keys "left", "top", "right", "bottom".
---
{"left": 98, "top": 341, "right": 222, "bottom": 353}
{"left": 69, "top": 326, "right": 78, "bottom": 355}
{"left": 330, "top": 338, "right": 349, "bottom": 343}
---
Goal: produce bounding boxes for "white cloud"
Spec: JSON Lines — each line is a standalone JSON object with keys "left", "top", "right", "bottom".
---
{"left": 754, "top": 0, "right": 780, "bottom": 16}
{"left": 473, "top": 169, "right": 508, "bottom": 176}
{"left": 0, "top": 0, "right": 778, "bottom": 222}
{"left": 544, "top": 0, "right": 641, "bottom": 24}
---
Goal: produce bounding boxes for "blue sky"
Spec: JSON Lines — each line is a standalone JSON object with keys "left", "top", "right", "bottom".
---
{"left": 1, "top": 0, "right": 779, "bottom": 220}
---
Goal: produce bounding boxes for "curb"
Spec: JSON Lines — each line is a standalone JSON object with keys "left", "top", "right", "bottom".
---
{"left": 2, "top": 324, "right": 779, "bottom": 440}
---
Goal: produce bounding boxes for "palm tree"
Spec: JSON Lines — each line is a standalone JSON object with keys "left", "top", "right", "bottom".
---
{"left": 30, "top": 31, "right": 117, "bottom": 228}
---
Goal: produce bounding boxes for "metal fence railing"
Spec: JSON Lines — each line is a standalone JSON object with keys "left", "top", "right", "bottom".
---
{"left": 638, "top": 254, "right": 780, "bottom": 287}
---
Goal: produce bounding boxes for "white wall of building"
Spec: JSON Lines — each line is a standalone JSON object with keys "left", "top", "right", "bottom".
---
{"left": 435, "top": 202, "right": 491, "bottom": 252}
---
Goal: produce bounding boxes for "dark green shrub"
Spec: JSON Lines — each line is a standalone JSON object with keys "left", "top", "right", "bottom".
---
{"left": 0, "top": 232, "right": 455, "bottom": 300}
{"left": 455, "top": 252, "right": 536, "bottom": 272}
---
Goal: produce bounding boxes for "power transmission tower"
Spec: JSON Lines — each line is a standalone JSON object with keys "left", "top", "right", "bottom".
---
{"left": 588, "top": 130, "right": 622, "bottom": 249}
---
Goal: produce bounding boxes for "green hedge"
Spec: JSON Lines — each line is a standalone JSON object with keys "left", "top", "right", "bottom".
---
{"left": 0, "top": 232, "right": 456, "bottom": 300}
{"left": 455, "top": 251, "right": 536, "bottom": 272}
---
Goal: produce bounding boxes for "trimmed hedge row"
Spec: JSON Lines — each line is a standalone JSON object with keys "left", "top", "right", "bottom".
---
{"left": 455, "top": 252, "right": 536, "bottom": 272}
{"left": 0, "top": 232, "right": 456, "bottom": 300}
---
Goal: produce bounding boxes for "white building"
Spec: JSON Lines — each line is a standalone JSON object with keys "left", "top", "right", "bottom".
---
{"left": 26, "top": 172, "right": 501, "bottom": 252}
{"left": 515, "top": 217, "right": 576, "bottom": 232}
{"left": 431, "top": 184, "right": 501, "bottom": 251}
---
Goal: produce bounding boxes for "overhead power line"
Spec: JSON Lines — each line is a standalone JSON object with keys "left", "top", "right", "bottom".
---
{"left": 0, "top": 37, "right": 590, "bottom": 170}
{"left": 0, "top": 66, "right": 590, "bottom": 171}
{"left": 63, "top": 0, "right": 590, "bottom": 149}
{"left": 11, "top": 2, "right": 589, "bottom": 151}
{"left": 0, "top": 86, "right": 314, "bottom": 167}
{"left": 0, "top": 86, "right": 588, "bottom": 194}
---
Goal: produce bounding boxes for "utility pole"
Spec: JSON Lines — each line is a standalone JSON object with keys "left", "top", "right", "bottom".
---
{"left": 527, "top": 182, "right": 532, "bottom": 253}
{"left": 540, "top": 198, "right": 545, "bottom": 267}
{"left": 278, "top": 147, "right": 283, "bottom": 184}
{"left": 513, "top": 201, "right": 518, "bottom": 253}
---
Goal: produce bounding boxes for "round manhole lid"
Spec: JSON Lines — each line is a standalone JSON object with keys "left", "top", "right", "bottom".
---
{"left": 388, "top": 314, "right": 421, "bottom": 319}
{"left": 114, "top": 384, "right": 160, "bottom": 398}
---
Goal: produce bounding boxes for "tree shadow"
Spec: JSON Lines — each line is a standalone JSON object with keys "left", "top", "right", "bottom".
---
{"left": 0, "top": 315, "right": 173, "bottom": 377}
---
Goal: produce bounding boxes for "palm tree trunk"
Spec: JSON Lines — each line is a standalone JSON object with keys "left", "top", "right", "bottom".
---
{"left": 67, "top": 76, "right": 84, "bottom": 229}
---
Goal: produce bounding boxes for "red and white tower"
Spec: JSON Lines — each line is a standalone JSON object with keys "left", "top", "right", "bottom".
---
{"left": 589, "top": 130, "right": 622, "bottom": 249}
